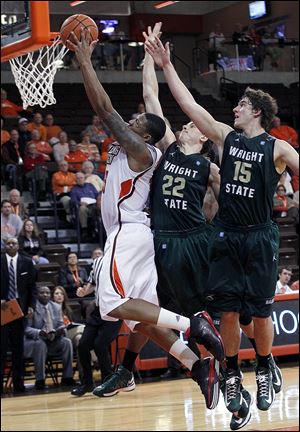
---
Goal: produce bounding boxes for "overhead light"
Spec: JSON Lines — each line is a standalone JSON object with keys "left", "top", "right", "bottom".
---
{"left": 70, "top": 1, "right": 86, "bottom": 6}
{"left": 154, "top": 1, "right": 179, "bottom": 9}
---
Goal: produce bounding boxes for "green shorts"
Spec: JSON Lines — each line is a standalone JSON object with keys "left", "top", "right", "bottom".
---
{"left": 154, "top": 226, "right": 213, "bottom": 318}
{"left": 205, "top": 222, "right": 280, "bottom": 318}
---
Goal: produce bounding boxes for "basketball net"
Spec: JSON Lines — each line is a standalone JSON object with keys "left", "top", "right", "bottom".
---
{"left": 9, "top": 36, "right": 68, "bottom": 109}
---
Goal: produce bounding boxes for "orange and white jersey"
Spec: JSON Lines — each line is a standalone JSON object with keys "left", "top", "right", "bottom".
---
{"left": 101, "top": 142, "right": 162, "bottom": 233}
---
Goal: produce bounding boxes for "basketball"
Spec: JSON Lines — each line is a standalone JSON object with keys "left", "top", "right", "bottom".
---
{"left": 60, "top": 14, "right": 99, "bottom": 50}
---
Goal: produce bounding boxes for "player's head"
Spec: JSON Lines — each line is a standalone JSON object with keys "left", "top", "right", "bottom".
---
{"left": 233, "top": 87, "right": 278, "bottom": 131}
{"left": 178, "top": 121, "right": 208, "bottom": 151}
{"left": 128, "top": 113, "right": 166, "bottom": 145}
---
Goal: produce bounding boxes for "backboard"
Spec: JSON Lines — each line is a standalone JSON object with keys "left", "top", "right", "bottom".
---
{"left": 1, "top": 1, "right": 54, "bottom": 62}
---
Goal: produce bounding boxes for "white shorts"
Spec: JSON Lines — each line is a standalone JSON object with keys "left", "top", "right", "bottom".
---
{"left": 98, "top": 223, "right": 158, "bottom": 331}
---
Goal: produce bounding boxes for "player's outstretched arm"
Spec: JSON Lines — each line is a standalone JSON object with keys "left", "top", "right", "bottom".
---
{"left": 68, "top": 28, "right": 153, "bottom": 171}
{"left": 145, "top": 34, "right": 233, "bottom": 147}
{"left": 142, "top": 23, "right": 175, "bottom": 152}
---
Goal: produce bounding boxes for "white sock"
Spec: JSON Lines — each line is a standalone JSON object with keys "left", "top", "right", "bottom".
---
{"left": 169, "top": 339, "right": 199, "bottom": 371}
{"left": 157, "top": 308, "right": 190, "bottom": 332}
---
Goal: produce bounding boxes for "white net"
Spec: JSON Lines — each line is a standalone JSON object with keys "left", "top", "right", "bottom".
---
{"left": 9, "top": 36, "right": 68, "bottom": 109}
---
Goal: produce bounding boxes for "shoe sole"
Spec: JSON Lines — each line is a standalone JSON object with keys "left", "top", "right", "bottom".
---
{"left": 207, "top": 359, "right": 220, "bottom": 410}
{"left": 197, "top": 311, "right": 225, "bottom": 362}
{"left": 230, "top": 411, "right": 252, "bottom": 431}
{"left": 93, "top": 382, "right": 136, "bottom": 398}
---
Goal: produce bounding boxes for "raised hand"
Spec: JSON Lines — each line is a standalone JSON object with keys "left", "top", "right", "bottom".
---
{"left": 142, "top": 22, "right": 162, "bottom": 44}
{"left": 66, "top": 27, "right": 98, "bottom": 64}
{"left": 144, "top": 35, "right": 171, "bottom": 69}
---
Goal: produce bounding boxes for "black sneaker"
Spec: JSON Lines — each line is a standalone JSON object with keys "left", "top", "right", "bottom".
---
{"left": 269, "top": 354, "right": 283, "bottom": 393}
{"left": 186, "top": 311, "right": 225, "bottom": 362}
{"left": 224, "top": 369, "right": 243, "bottom": 413}
{"left": 160, "top": 368, "right": 181, "bottom": 380}
{"left": 256, "top": 366, "right": 275, "bottom": 411}
{"left": 191, "top": 357, "right": 220, "bottom": 410}
{"left": 230, "top": 388, "right": 253, "bottom": 431}
{"left": 93, "top": 365, "right": 135, "bottom": 397}
{"left": 71, "top": 383, "right": 94, "bottom": 397}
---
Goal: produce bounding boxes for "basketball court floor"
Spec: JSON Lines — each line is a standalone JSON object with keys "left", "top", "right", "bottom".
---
{"left": 1, "top": 365, "right": 298, "bottom": 431}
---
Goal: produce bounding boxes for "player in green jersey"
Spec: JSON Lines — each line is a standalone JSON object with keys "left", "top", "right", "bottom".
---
{"left": 145, "top": 26, "right": 298, "bottom": 430}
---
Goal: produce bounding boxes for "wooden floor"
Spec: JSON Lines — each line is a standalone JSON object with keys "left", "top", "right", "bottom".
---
{"left": 1, "top": 366, "right": 299, "bottom": 431}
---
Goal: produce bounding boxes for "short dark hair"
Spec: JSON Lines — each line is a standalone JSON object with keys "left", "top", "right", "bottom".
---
{"left": 144, "top": 113, "right": 166, "bottom": 145}
{"left": 242, "top": 87, "right": 278, "bottom": 131}
{"left": 279, "top": 266, "right": 293, "bottom": 274}
{"left": 1, "top": 199, "right": 11, "bottom": 208}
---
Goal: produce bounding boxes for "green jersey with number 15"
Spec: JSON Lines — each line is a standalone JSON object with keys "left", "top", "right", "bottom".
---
{"left": 218, "top": 131, "right": 280, "bottom": 226}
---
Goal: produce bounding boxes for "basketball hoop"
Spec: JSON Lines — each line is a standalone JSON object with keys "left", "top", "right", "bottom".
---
{"left": 9, "top": 35, "right": 68, "bottom": 109}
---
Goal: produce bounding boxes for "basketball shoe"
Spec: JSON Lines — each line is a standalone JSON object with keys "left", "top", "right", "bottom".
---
{"left": 269, "top": 354, "right": 283, "bottom": 393}
{"left": 185, "top": 311, "right": 225, "bottom": 362}
{"left": 93, "top": 365, "right": 135, "bottom": 397}
{"left": 223, "top": 368, "right": 243, "bottom": 413}
{"left": 191, "top": 357, "right": 220, "bottom": 409}
{"left": 230, "top": 387, "right": 253, "bottom": 431}
{"left": 256, "top": 366, "right": 275, "bottom": 410}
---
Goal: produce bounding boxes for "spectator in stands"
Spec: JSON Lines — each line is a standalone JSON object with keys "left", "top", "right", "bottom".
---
{"left": 1, "top": 88, "right": 25, "bottom": 118}
{"left": 53, "top": 131, "right": 70, "bottom": 163}
{"left": 1, "top": 116, "right": 10, "bottom": 147}
{"left": 82, "top": 115, "right": 110, "bottom": 148}
{"left": 51, "top": 160, "right": 76, "bottom": 223}
{"left": 247, "top": 25, "right": 264, "bottom": 71}
{"left": 28, "top": 129, "right": 53, "bottom": 161}
{"left": 82, "top": 160, "right": 104, "bottom": 192}
{"left": 52, "top": 285, "right": 85, "bottom": 350}
{"left": 1, "top": 236, "right": 36, "bottom": 394}
{"left": 17, "top": 117, "right": 32, "bottom": 150}
{"left": 232, "top": 23, "right": 251, "bottom": 56}
{"left": 131, "top": 102, "right": 146, "bottom": 120}
{"left": 70, "top": 171, "right": 99, "bottom": 240}
{"left": 18, "top": 219, "right": 49, "bottom": 265}
{"left": 71, "top": 253, "right": 122, "bottom": 396}
{"left": 23, "top": 285, "right": 74, "bottom": 389}
{"left": 23, "top": 143, "right": 49, "bottom": 200}
{"left": 2, "top": 129, "right": 25, "bottom": 190}
{"left": 97, "top": 136, "right": 113, "bottom": 177}
{"left": 273, "top": 184, "right": 299, "bottom": 227}
{"left": 291, "top": 280, "right": 299, "bottom": 291}
{"left": 27, "top": 112, "right": 47, "bottom": 141}
{"left": 64, "top": 140, "right": 88, "bottom": 172}
{"left": 275, "top": 267, "right": 293, "bottom": 294}
{"left": 44, "top": 114, "right": 63, "bottom": 141}
{"left": 1, "top": 200, "right": 23, "bottom": 248}
{"left": 9, "top": 189, "right": 29, "bottom": 220}
{"left": 208, "top": 23, "right": 227, "bottom": 72}
{"left": 269, "top": 116, "right": 299, "bottom": 150}
{"left": 58, "top": 252, "right": 88, "bottom": 298}
{"left": 261, "top": 25, "right": 283, "bottom": 69}
{"left": 77, "top": 133, "right": 101, "bottom": 163}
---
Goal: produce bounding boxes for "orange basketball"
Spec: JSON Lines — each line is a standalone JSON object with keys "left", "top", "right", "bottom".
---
{"left": 60, "top": 14, "right": 99, "bottom": 50}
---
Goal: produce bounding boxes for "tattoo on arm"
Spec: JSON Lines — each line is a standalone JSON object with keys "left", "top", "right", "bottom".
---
{"left": 103, "top": 111, "right": 147, "bottom": 157}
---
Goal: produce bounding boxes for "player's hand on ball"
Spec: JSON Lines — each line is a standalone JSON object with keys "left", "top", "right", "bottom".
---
{"left": 66, "top": 28, "right": 98, "bottom": 63}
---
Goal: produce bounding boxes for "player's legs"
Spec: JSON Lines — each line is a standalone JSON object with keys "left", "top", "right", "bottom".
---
{"left": 205, "top": 228, "right": 246, "bottom": 414}
{"left": 108, "top": 298, "right": 224, "bottom": 361}
{"left": 245, "top": 225, "right": 279, "bottom": 411}
{"left": 94, "top": 323, "right": 220, "bottom": 409}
